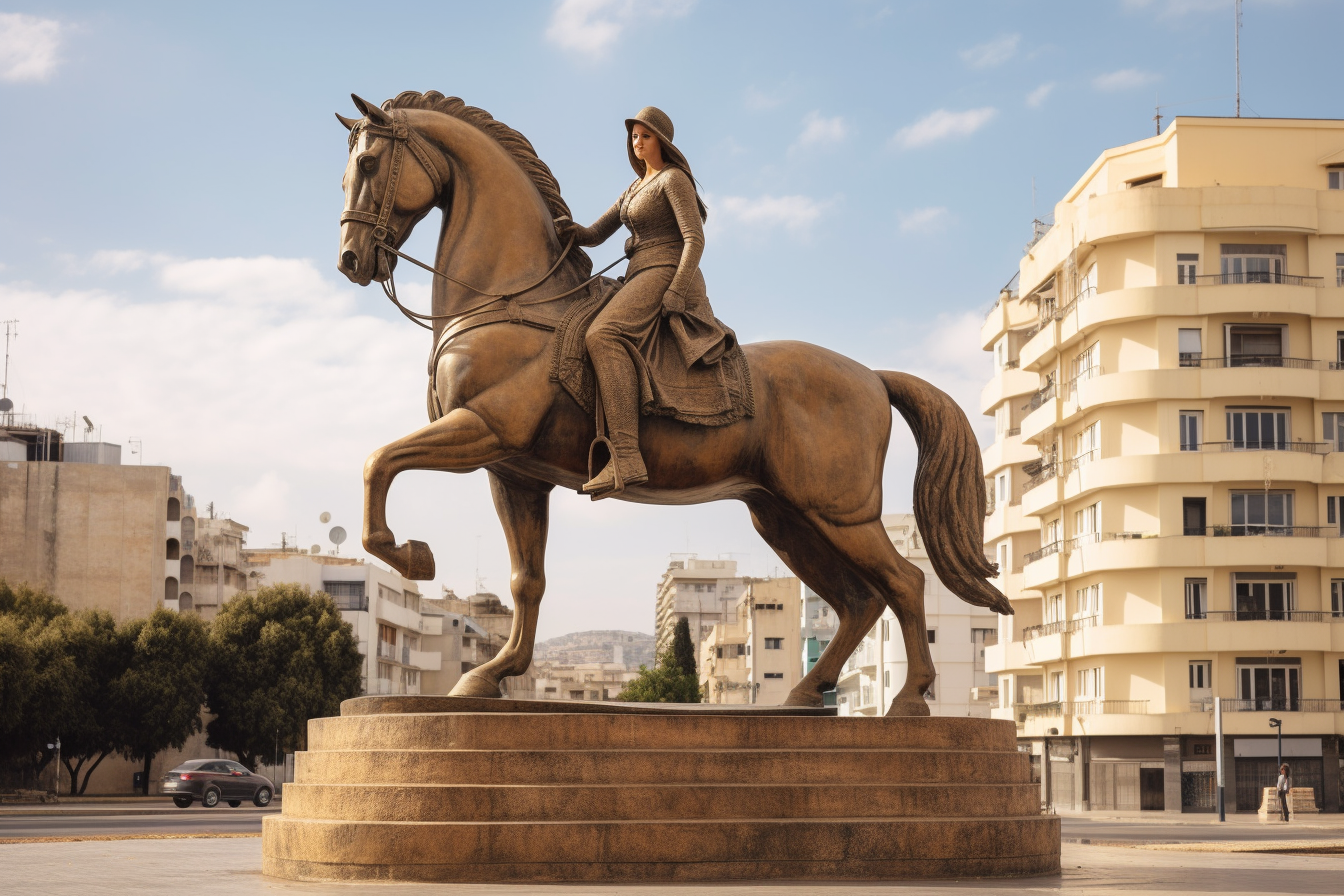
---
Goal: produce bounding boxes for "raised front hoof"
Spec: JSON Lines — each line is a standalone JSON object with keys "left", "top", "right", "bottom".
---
{"left": 782, "top": 686, "right": 826, "bottom": 708}
{"left": 448, "top": 672, "right": 505, "bottom": 699}
{"left": 885, "top": 696, "right": 932, "bottom": 717}
{"left": 401, "top": 540, "right": 436, "bottom": 580}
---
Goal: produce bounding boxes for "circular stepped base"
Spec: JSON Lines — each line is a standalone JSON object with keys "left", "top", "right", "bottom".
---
{"left": 263, "top": 705, "right": 1060, "bottom": 882}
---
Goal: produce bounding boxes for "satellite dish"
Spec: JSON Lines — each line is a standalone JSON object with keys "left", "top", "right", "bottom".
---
{"left": 329, "top": 526, "right": 347, "bottom": 546}
{"left": 319, "top": 511, "right": 331, "bottom": 523}
{"left": 0, "top": 398, "right": 12, "bottom": 413}
{"left": 310, "top": 544, "right": 321, "bottom": 555}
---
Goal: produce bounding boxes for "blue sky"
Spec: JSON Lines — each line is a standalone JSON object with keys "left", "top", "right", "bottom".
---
{"left": 2, "top": 1, "right": 1341, "bottom": 638}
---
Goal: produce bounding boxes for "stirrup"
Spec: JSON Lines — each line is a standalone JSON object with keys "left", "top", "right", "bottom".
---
{"left": 582, "top": 458, "right": 648, "bottom": 500}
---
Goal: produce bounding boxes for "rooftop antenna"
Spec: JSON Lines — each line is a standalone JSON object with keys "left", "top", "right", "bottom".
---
{"left": 329, "top": 525, "right": 347, "bottom": 556}
{"left": 82, "top": 416, "right": 94, "bottom": 442}
{"left": 475, "top": 535, "right": 485, "bottom": 594}
{"left": 1153, "top": 91, "right": 1162, "bottom": 136}
{"left": 1235, "top": 0, "right": 1242, "bottom": 118}
{"left": 1, "top": 319, "right": 17, "bottom": 402}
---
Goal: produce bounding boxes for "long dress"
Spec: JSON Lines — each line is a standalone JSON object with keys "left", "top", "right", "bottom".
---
{"left": 576, "top": 166, "right": 743, "bottom": 423}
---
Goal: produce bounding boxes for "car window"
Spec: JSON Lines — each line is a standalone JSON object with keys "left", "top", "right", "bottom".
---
{"left": 200, "top": 762, "right": 227, "bottom": 773}
{"left": 225, "top": 762, "right": 249, "bottom": 774}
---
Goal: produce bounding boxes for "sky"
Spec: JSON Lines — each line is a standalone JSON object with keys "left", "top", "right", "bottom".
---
{"left": 2, "top": 0, "right": 1341, "bottom": 640}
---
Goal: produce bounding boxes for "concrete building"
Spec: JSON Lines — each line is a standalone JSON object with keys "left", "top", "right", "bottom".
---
{"left": 186, "top": 515, "right": 249, "bottom": 620}
{"left": 699, "top": 576, "right": 803, "bottom": 705}
{"left": 533, "top": 662, "right": 638, "bottom": 702}
{"left": 424, "top": 589, "right": 536, "bottom": 699}
{"left": 0, "top": 425, "right": 194, "bottom": 622}
{"left": 245, "top": 551, "right": 441, "bottom": 696}
{"left": 653, "top": 555, "right": 746, "bottom": 656}
{"left": 981, "top": 117, "right": 1344, "bottom": 813}
{"left": 533, "top": 630, "right": 656, "bottom": 669}
{"left": 833, "top": 514, "right": 999, "bottom": 718}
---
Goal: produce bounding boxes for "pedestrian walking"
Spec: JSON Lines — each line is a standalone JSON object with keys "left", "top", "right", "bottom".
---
{"left": 1276, "top": 763, "right": 1291, "bottom": 822}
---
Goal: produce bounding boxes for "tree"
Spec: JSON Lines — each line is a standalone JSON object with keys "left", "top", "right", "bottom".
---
{"left": 616, "top": 619, "right": 702, "bottom": 703}
{"left": 57, "top": 609, "right": 135, "bottom": 794}
{"left": 116, "top": 609, "right": 209, "bottom": 795}
{"left": 204, "top": 584, "right": 363, "bottom": 770}
{"left": 0, "top": 582, "right": 78, "bottom": 790}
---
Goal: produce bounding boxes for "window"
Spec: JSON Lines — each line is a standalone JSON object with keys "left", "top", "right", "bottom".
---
{"left": 1185, "top": 579, "right": 1208, "bottom": 619}
{"left": 1075, "top": 583, "right": 1102, "bottom": 619}
{"left": 998, "top": 542, "right": 1009, "bottom": 574}
{"left": 1076, "top": 667, "right": 1104, "bottom": 699}
{"left": 1074, "top": 502, "right": 1099, "bottom": 538}
{"left": 715, "top": 646, "right": 723, "bottom": 658}
{"left": 764, "top": 638, "right": 783, "bottom": 650}
{"left": 995, "top": 338, "right": 1007, "bottom": 369}
{"left": 1226, "top": 408, "right": 1288, "bottom": 450}
{"left": 881, "top": 619, "right": 890, "bottom": 641}
{"left": 377, "top": 661, "right": 393, "bottom": 680}
{"left": 1236, "top": 658, "right": 1300, "bottom": 711}
{"left": 764, "top": 672, "right": 783, "bottom": 679}
{"left": 1049, "top": 671, "right": 1064, "bottom": 701}
{"left": 1220, "top": 244, "right": 1286, "bottom": 284}
{"left": 1045, "top": 593, "right": 1065, "bottom": 624}
{"left": 1182, "top": 497, "right": 1207, "bottom": 536}
{"left": 997, "top": 472, "right": 1008, "bottom": 502}
{"left": 1333, "top": 580, "right": 1344, "bottom": 618}
{"left": 927, "top": 629, "right": 937, "bottom": 644}
{"left": 1337, "top": 254, "right": 1344, "bottom": 287}
{"left": 1178, "top": 328, "right": 1202, "bottom": 365}
{"left": 1179, "top": 411, "right": 1203, "bottom": 451}
{"left": 324, "top": 580, "right": 368, "bottom": 611}
{"left": 1234, "top": 574, "right": 1295, "bottom": 620}
{"left": 736, "top": 643, "right": 746, "bottom": 657}
{"left": 1070, "top": 343, "right": 1100, "bottom": 388}
{"left": 378, "top": 624, "right": 396, "bottom": 645}
{"left": 1230, "top": 490, "right": 1294, "bottom": 535}
{"left": 1073, "top": 422, "right": 1099, "bottom": 466}
{"left": 1177, "top": 254, "right": 1199, "bottom": 285}
{"left": 1128, "top": 173, "right": 1163, "bottom": 188}
{"left": 1044, "top": 518, "right": 1062, "bottom": 546}
{"left": 1189, "top": 661, "right": 1211, "bottom": 691}
{"left": 1325, "top": 413, "right": 1344, "bottom": 452}
{"left": 1328, "top": 497, "right": 1344, "bottom": 536}
{"left": 1330, "top": 169, "right": 1344, "bottom": 190}
{"left": 884, "top": 669, "right": 891, "bottom": 688}
{"left": 1226, "top": 325, "right": 1285, "bottom": 365}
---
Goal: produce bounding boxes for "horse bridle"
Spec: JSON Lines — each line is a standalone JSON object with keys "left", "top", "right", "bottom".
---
{"left": 342, "top": 110, "right": 624, "bottom": 332}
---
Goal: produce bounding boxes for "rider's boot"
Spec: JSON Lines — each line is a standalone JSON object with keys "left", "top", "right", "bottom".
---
{"left": 583, "top": 357, "right": 648, "bottom": 499}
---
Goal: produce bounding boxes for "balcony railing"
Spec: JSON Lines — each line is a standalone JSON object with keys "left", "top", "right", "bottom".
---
{"left": 1208, "top": 698, "right": 1342, "bottom": 713}
{"left": 1186, "top": 526, "right": 1338, "bottom": 538}
{"left": 1022, "top": 464, "right": 1057, "bottom": 492}
{"left": 1021, "top": 616, "right": 1096, "bottom": 640}
{"left": 1003, "top": 359, "right": 1020, "bottom": 370}
{"left": 1063, "top": 448, "right": 1098, "bottom": 474}
{"left": 1196, "top": 440, "right": 1331, "bottom": 454}
{"left": 1179, "top": 355, "right": 1323, "bottom": 370}
{"left": 1066, "top": 365, "right": 1101, "bottom": 398}
{"left": 1022, "top": 541, "right": 1061, "bottom": 564}
{"left": 1021, "top": 382, "right": 1056, "bottom": 413}
{"left": 1194, "top": 272, "right": 1323, "bottom": 287}
{"left": 1005, "top": 426, "right": 1021, "bottom": 437}
{"left": 376, "top": 641, "right": 398, "bottom": 661}
{"left": 1200, "top": 610, "right": 1329, "bottom": 622}
{"left": 1014, "top": 699, "right": 1147, "bottom": 721}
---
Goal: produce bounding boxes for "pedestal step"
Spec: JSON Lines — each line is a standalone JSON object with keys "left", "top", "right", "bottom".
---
{"left": 281, "top": 782, "right": 1042, "bottom": 821}
{"left": 262, "top": 815, "right": 1061, "bottom": 883}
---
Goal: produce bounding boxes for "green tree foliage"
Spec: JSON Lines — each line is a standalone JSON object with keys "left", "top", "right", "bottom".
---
{"left": 0, "top": 582, "right": 77, "bottom": 788}
{"left": 116, "top": 609, "right": 209, "bottom": 795}
{"left": 204, "top": 584, "right": 363, "bottom": 770}
{"left": 56, "top": 609, "right": 135, "bottom": 794}
{"left": 616, "top": 619, "right": 702, "bottom": 703}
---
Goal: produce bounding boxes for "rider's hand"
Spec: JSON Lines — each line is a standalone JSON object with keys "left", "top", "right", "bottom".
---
{"left": 553, "top": 216, "right": 580, "bottom": 244}
{"left": 662, "top": 289, "right": 685, "bottom": 316}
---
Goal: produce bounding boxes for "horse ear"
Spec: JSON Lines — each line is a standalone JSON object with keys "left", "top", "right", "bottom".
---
{"left": 335, "top": 113, "right": 360, "bottom": 131}
{"left": 351, "top": 94, "right": 392, "bottom": 126}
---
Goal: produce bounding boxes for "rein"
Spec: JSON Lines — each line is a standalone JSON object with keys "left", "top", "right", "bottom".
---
{"left": 344, "top": 110, "right": 625, "bottom": 333}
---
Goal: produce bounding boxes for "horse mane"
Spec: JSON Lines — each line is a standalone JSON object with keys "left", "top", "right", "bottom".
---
{"left": 384, "top": 91, "right": 594, "bottom": 279}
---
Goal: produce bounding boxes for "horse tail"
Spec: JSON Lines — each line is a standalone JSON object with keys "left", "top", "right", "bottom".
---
{"left": 877, "top": 370, "right": 1013, "bottom": 615}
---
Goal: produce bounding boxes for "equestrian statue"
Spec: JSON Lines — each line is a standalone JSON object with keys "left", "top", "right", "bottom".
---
{"left": 335, "top": 92, "right": 1010, "bottom": 716}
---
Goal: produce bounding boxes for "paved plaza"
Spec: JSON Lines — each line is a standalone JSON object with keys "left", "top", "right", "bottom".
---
{"left": 2, "top": 835, "right": 1342, "bottom": 896}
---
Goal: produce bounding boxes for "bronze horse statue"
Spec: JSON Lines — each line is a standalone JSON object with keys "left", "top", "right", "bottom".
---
{"left": 335, "top": 92, "right": 1009, "bottom": 716}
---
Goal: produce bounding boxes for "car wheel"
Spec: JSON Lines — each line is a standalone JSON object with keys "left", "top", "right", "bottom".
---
{"left": 227, "top": 800, "right": 242, "bottom": 808}
{"left": 202, "top": 787, "right": 221, "bottom": 808}
{"left": 253, "top": 787, "right": 272, "bottom": 808}
{"left": 172, "top": 796, "right": 193, "bottom": 809}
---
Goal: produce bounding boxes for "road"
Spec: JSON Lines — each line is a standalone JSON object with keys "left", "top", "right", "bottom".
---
{"left": 0, "top": 803, "right": 278, "bottom": 839}
{"left": 1062, "top": 815, "right": 1344, "bottom": 843}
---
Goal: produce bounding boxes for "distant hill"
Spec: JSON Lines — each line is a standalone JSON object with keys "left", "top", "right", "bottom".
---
{"left": 533, "top": 630, "right": 656, "bottom": 669}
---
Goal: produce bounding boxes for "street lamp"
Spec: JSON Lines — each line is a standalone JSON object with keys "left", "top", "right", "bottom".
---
{"left": 1269, "top": 717, "right": 1282, "bottom": 769}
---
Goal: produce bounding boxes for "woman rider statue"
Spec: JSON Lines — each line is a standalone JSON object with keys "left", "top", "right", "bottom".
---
{"left": 557, "top": 106, "right": 739, "bottom": 499}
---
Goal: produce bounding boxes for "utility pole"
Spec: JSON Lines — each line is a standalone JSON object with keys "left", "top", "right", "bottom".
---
{"left": 1, "top": 319, "right": 17, "bottom": 402}
{"left": 1215, "top": 697, "right": 1226, "bottom": 821}
{"left": 1235, "top": 0, "right": 1242, "bottom": 118}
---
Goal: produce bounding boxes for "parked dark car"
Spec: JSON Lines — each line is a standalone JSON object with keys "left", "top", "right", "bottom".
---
{"left": 162, "top": 759, "right": 274, "bottom": 808}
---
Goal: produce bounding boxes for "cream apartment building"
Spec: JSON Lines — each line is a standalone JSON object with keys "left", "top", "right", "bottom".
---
{"left": 982, "top": 117, "right": 1344, "bottom": 814}
{"left": 653, "top": 555, "right": 747, "bottom": 655}
{"left": 699, "top": 576, "right": 802, "bottom": 705}
{"left": 834, "top": 514, "right": 999, "bottom": 718}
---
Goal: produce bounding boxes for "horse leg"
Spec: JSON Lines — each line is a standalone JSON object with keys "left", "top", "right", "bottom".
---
{"left": 363, "top": 407, "right": 509, "bottom": 579}
{"left": 745, "top": 498, "right": 887, "bottom": 707}
{"left": 449, "top": 471, "right": 552, "bottom": 698}
{"left": 809, "top": 518, "right": 935, "bottom": 717}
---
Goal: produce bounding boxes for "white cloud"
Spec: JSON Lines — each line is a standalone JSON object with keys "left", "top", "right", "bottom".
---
{"left": 713, "top": 194, "right": 831, "bottom": 236}
{"left": 891, "top": 108, "right": 997, "bottom": 149}
{"left": 1026, "top": 82, "right": 1056, "bottom": 109}
{"left": 959, "top": 33, "right": 1019, "bottom": 68}
{"left": 1093, "top": 68, "right": 1160, "bottom": 91}
{"left": 897, "top": 207, "right": 951, "bottom": 234}
{"left": 545, "top": 0, "right": 694, "bottom": 56}
{"left": 0, "top": 13, "right": 61, "bottom": 82}
{"left": 89, "top": 250, "right": 172, "bottom": 274}
{"left": 792, "top": 111, "right": 848, "bottom": 150}
{"left": 744, "top": 84, "right": 786, "bottom": 111}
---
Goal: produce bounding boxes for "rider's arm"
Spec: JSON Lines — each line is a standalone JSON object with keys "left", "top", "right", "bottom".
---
{"left": 573, "top": 202, "right": 622, "bottom": 247}
{"left": 663, "top": 168, "right": 704, "bottom": 308}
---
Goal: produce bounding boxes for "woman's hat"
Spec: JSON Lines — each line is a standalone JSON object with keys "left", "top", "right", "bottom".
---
{"left": 626, "top": 106, "right": 690, "bottom": 176}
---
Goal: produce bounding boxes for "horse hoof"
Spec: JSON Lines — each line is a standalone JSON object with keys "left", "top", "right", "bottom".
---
{"left": 402, "top": 540, "right": 436, "bottom": 580}
{"left": 782, "top": 688, "right": 825, "bottom": 708}
{"left": 448, "top": 672, "right": 504, "bottom": 699}
{"left": 885, "top": 697, "right": 932, "bottom": 717}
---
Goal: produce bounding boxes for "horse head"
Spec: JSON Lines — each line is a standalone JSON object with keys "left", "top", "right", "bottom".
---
{"left": 336, "top": 94, "right": 446, "bottom": 286}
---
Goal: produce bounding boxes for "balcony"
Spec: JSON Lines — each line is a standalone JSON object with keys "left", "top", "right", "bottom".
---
{"left": 1195, "top": 440, "right": 1330, "bottom": 455}
{"left": 1020, "top": 382, "right": 1056, "bottom": 413}
{"left": 1021, "top": 616, "right": 1096, "bottom": 641}
{"left": 1022, "top": 541, "right": 1061, "bottom": 565}
{"left": 1180, "top": 355, "right": 1326, "bottom": 371}
{"left": 1186, "top": 526, "right": 1338, "bottom": 539}
{"left": 1194, "top": 272, "right": 1323, "bottom": 288}
{"left": 1192, "top": 698, "right": 1344, "bottom": 713}
{"left": 1013, "top": 699, "right": 1148, "bottom": 721}
{"left": 376, "top": 641, "right": 398, "bottom": 661}
{"left": 1198, "top": 610, "right": 1330, "bottom": 622}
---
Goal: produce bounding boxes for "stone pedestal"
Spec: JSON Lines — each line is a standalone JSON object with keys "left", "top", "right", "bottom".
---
{"left": 262, "top": 696, "right": 1060, "bottom": 883}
